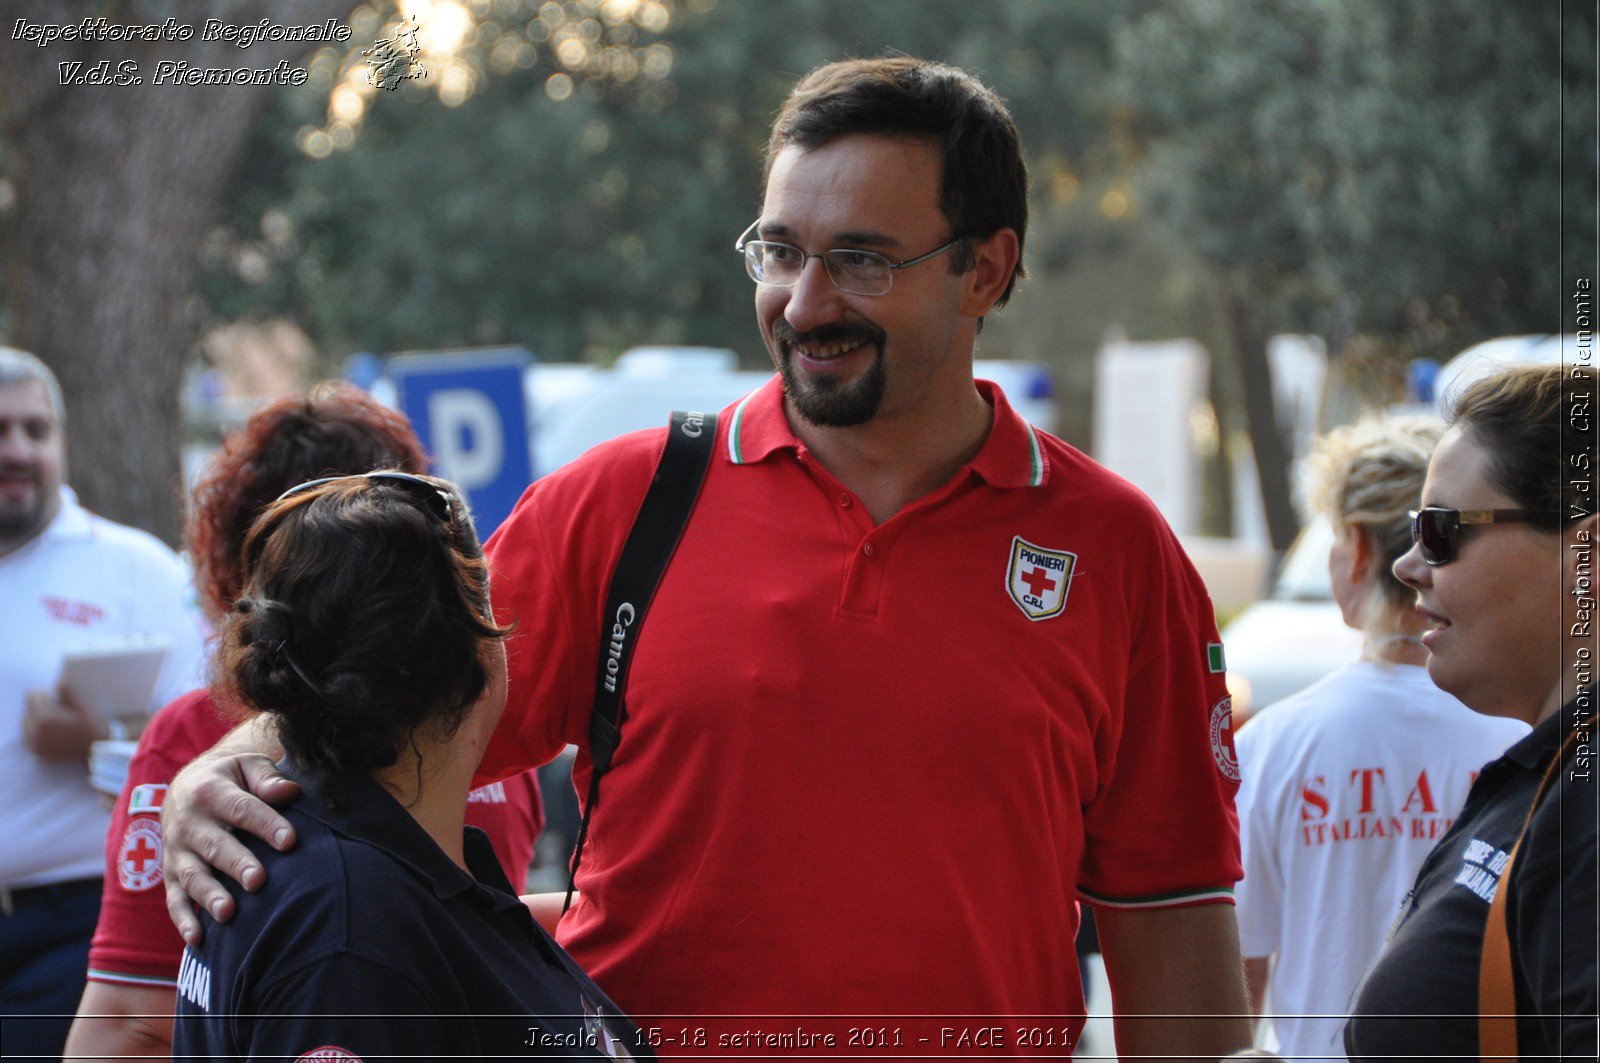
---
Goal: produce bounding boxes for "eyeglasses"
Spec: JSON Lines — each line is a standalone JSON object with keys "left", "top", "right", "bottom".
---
{"left": 734, "top": 219, "right": 964, "bottom": 297}
{"left": 1408, "top": 506, "right": 1562, "bottom": 566}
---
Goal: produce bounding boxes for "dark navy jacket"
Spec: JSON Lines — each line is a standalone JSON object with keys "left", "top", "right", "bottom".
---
{"left": 1347, "top": 694, "right": 1597, "bottom": 1060}
{"left": 173, "top": 764, "right": 651, "bottom": 1061}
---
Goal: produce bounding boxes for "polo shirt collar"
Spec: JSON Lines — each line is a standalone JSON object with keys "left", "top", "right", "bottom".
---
{"left": 283, "top": 758, "right": 517, "bottom": 906}
{"left": 722, "top": 376, "right": 791, "bottom": 467}
{"left": 24, "top": 486, "right": 87, "bottom": 542}
{"left": 1500, "top": 686, "right": 1597, "bottom": 771}
{"left": 1, "top": 487, "right": 87, "bottom": 565}
{"left": 967, "top": 379, "right": 1051, "bottom": 489}
{"left": 724, "top": 375, "right": 1049, "bottom": 489}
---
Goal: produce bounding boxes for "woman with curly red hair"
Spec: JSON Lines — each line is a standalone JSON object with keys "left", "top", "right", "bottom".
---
{"left": 64, "top": 382, "right": 543, "bottom": 1061}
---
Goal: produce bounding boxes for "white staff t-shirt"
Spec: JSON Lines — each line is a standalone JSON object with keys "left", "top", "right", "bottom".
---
{"left": 1236, "top": 660, "right": 1528, "bottom": 1060}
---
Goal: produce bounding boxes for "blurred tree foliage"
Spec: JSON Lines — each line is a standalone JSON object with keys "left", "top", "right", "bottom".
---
{"left": 199, "top": 0, "right": 1587, "bottom": 391}
{"left": 1116, "top": 0, "right": 1594, "bottom": 366}
{"left": 1110, "top": 0, "right": 1594, "bottom": 546}
{"left": 197, "top": 0, "right": 1174, "bottom": 387}
{"left": 0, "top": 0, "right": 358, "bottom": 543}
{"left": 190, "top": 0, "right": 1586, "bottom": 543}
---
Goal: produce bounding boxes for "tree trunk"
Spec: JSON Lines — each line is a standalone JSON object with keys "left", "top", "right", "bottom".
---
{"left": 0, "top": 0, "right": 356, "bottom": 543}
{"left": 1226, "top": 276, "right": 1301, "bottom": 554}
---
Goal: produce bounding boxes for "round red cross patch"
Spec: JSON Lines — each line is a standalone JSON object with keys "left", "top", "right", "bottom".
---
{"left": 117, "top": 818, "right": 164, "bottom": 892}
{"left": 1209, "top": 695, "right": 1240, "bottom": 782}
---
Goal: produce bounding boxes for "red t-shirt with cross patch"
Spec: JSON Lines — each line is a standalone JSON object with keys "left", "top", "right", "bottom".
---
{"left": 476, "top": 376, "right": 1240, "bottom": 1050}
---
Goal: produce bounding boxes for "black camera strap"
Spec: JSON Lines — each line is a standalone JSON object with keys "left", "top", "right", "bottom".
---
{"left": 565, "top": 409, "right": 718, "bottom": 912}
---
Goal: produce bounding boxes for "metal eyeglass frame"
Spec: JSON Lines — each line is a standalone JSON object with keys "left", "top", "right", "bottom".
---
{"left": 734, "top": 218, "right": 964, "bottom": 297}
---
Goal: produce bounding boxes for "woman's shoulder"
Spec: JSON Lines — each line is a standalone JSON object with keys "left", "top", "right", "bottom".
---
{"left": 1519, "top": 754, "right": 1598, "bottom": 873}
{"left": 246, "top": 797, "right": 444, "bottom": 910}
{"left": 1236, "top": 663, "right": 1381, "bottom": 745}
{"left": 202, "top": 802, "right": 448, "bottom": 980}
{"left": 1505, "top": 737, "right": 1598, "bottom": 1052}
{"left": 214, "top": 804, "right": 354, "bottom": 939}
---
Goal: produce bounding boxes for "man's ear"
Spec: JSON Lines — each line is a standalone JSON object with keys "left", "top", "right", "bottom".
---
{"left": 960, "top": 228, "right": 1020, "bottom": 320}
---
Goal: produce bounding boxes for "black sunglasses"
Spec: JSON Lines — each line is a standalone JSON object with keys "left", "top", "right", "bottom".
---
{"left": 1408, "top": 506, "right": 1562, "bottom": 566}
{"left": 277, "top": 470, "right": 453, "bottom": 519}
{"left": 274, "top": 471, "right": 480, "bottom": 556}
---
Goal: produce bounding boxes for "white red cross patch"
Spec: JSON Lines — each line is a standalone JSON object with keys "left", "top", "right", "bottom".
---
{"left": 1005, "top": 536, "right": 1076, "bottom": 621}
{"left": 1209, "top": 696, "right": 1240, "bottom": 781}
{"left": 117, "top": 818, "right": 164, "bottom": 892}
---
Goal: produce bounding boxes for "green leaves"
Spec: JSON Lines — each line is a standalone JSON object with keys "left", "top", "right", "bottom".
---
{"left": 1115, "top": 0, "right": 1589, "bottom": 361}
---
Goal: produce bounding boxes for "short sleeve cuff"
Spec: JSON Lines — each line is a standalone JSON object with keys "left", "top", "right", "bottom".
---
{"left": 1078, "top": 883, "right": 1236, "bottom": 910}
{"left": 86, "top": 964, "right": 178, "bottom": 989}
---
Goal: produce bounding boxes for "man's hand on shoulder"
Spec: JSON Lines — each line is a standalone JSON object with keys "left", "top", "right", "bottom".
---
{"left": 160, "top": 717, "right": 298, "bottom": 945}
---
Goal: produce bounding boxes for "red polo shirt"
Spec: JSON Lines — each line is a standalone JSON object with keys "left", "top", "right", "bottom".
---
{"left": 481, "top": 376, "right": 1240, "bottom": 1050}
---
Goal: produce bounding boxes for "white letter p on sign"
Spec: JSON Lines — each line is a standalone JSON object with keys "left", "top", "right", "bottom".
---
{"left": 427, "top": 388, "right": 504, "bottom": 490}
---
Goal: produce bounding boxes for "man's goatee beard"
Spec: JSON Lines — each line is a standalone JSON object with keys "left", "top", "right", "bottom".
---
{"left": 771, "top": 321, "right": 887, "bottom": 428}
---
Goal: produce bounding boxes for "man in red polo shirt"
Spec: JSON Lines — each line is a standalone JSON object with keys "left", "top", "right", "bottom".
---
{"left": 161, "top": 57, "right": 1250, "bottom": 1058}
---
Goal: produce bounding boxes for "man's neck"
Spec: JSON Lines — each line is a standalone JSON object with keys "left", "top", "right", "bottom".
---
{"left": 788, "top": 381, "right": 993, "bottom": 525}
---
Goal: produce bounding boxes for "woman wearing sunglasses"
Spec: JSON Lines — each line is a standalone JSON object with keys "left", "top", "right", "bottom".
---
{"left": 168, "top": 473, "right": 646, "bottom": 1061}
{"left": 66, "top": 384, "right": 545, "bottom": 1062}
{"left": 1234, "top": 415, "right": 1526, "bottom": 1060}
{"left": 1346, "top": 364, "right": 1596, "bottom": 1059}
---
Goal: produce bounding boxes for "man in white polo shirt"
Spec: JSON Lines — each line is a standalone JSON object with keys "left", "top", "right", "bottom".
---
{"left": 0, "top": 347, "right": 204, "bottom": 1059}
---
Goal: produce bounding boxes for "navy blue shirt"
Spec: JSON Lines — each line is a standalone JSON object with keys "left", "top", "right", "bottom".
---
{"left": 173, "top": 765, "right": 651, "bottom": 1061}
{"left": 1346, "top": 694, "right": 1597, "bottom": 1060}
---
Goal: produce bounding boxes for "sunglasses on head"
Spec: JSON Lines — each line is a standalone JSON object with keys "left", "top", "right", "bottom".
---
{"left": 277, "top": 469, "right": 453, "bottom": 516}
{"left": 1408, "top": 506, "right": 1562, "bottom": 566}
{"left": 275, "top": 470, "right": 478, "bottom": 551}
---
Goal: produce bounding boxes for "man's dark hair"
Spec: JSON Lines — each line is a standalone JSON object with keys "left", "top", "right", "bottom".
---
{"left": 767, "top": 56, "right": 1028, "bottom": 307}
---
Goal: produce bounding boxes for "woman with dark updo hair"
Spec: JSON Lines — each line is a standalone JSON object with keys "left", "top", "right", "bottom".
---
{"left": 221, "top": 475, "right": 506, "bottom": 788}
{"left": 65, "top": 384, "right": 542, "bottom": 1062}
{"left": 171, "top": 474, "right": 648, "bottom": 1061}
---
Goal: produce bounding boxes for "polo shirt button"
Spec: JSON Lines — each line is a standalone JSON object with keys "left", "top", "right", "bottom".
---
{"left": 839, "top": 494, "right": 853, "bottom": 508}
{"left": 862, "top": 542, "right": 874, "bottom": 556}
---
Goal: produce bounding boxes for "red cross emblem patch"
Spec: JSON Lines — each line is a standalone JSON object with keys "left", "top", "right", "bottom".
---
{"left": 117, "top": 818, "right": 164, "bottom": 892}
{"left": 1006, "top": 536, "right": 1076, "bottom": 621}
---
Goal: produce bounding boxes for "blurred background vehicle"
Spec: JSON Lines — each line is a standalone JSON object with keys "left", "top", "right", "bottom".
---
{"left": 1220, "top": 515, "right": 1361, "bottom": 725}
{"left": 528, "top": 350, "right": 1060, "bottom": 477}
{"left": 1221, "top": 333, "right": 1576, "bottom": 725}
{"left": 1432, "top": 333, "right": 1581, "bottom": 409}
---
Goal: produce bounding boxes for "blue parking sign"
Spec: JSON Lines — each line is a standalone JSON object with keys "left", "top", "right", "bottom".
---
{"left": 389, "top": 348, "right": 532, "bottom": 536}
